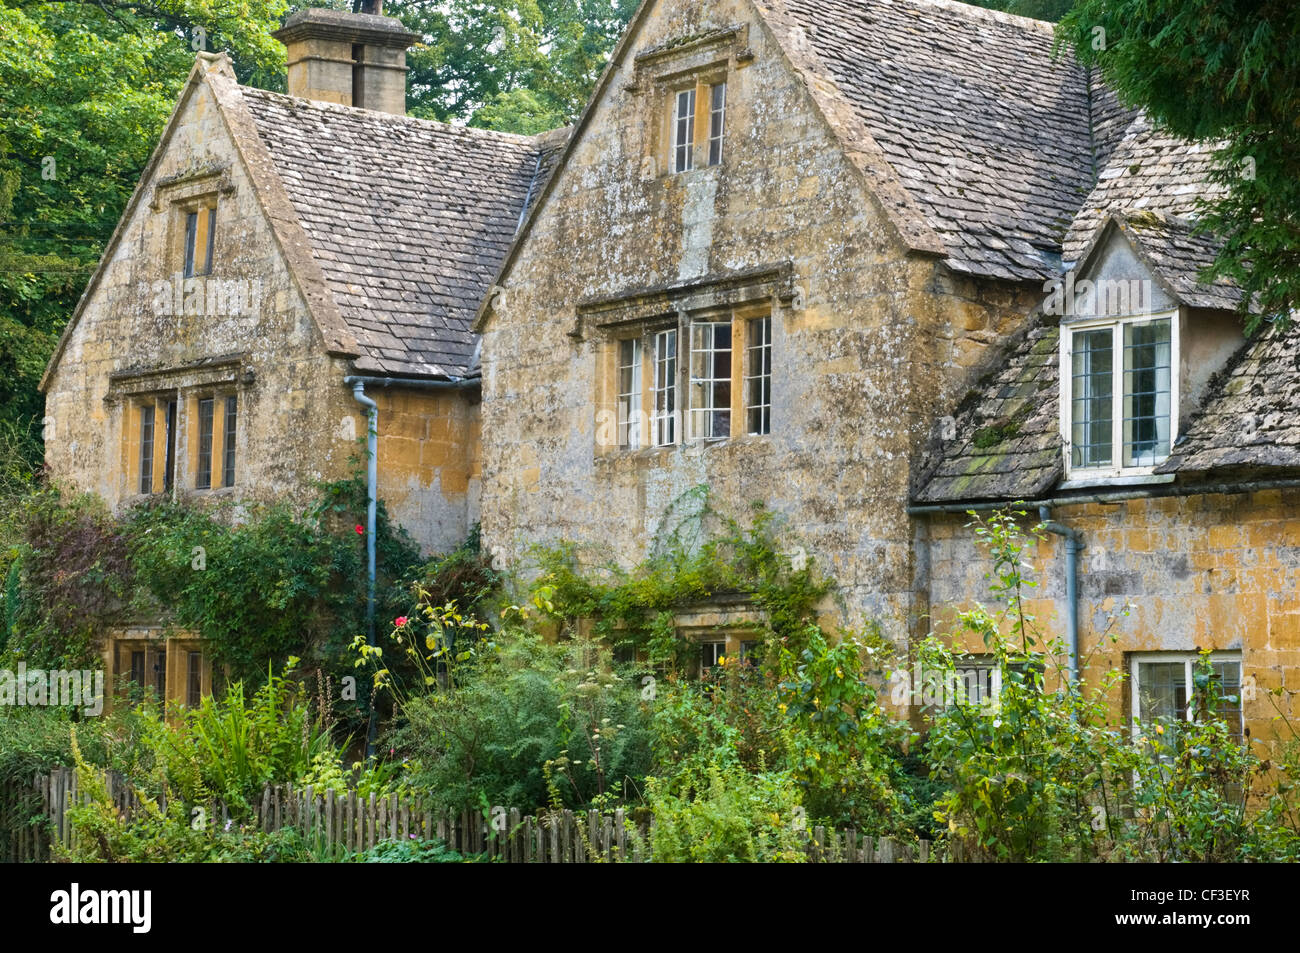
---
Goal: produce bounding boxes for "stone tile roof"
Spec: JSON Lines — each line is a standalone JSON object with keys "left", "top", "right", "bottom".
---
{"left": 241, "top": 87, "right": 561, "bottom": 378}
{"left": 913, "top": 315, "right": 1064, "bottom": 503}
{"left": 1157, "top": 326, "right": 1300, "bottom": 475}
{"left": 1063, "top": 114, "right": 1226, "bottom": 265}
{"left": 778, "top": 0, "right": 1123, "bottom": 282}
{"left": 1115, "top": 211, "right": 1241, "bottom": 311}
{"left": 1069, "top": 210, "right": 1242, "bottom": 312}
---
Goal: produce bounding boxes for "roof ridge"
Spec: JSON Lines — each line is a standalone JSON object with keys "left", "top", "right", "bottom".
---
{"left": 238, "top": 85, "right": 557, "bottom": 147}
{"left": 890, "top": 0, "right": 1057, "bottom": 33}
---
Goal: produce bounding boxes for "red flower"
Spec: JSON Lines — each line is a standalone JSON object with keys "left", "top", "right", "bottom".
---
{"left": 395, "top": 616, "right": 408, "bottom": 628}
{"left": 355, "top": 524, "right": 365, "bottom": 535}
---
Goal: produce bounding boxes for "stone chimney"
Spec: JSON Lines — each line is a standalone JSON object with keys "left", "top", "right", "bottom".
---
{"left": 273, "top": 5, "right": 418, "bottom": 115}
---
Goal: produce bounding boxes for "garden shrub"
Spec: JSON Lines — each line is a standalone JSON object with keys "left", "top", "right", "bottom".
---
{"left": 646, "top": 763, "right": 806, "bottom": 862}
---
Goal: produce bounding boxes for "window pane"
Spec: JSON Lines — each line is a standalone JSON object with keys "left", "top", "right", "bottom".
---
{"left": 690, "top": 322, "right": 731, "bottom": 440}
{"left": 652, "top": 330, "right": 677, "bottom": 446}
{"left": 708, "top": 82, "right": 726, "bottom": 166}
{"left": 674, "top": 89, "right": 695, "bottom": 173}
{"left": 223, "top": 395, "right": 237, "bottom": 487}
{"left": 745, "top": 316, "right": 771, "bottom": 435}
{"left": 196, "top": 397, "right": 215, "bottom": 489}
{"left": 1137, "top": 661, "right": 1187, "bottom": 725}
{"left": 1071, "top": 328, "right": 1113, "bottom": 468}
{"left": 183, "top": 211, "right": 198, "bottom": 279}
{"left": 153, "top": 647, "right": 166, "bottom": 698}
{"left": 203, "top": 206, "right": 216, "bottom": 276}
{"left": 163, "top": 399, "right": 178, "bottom": 493}
{"left": 139, "top": 404, "right": 155, "bottom": 495}
{"left": 700, "top": 640, "right": 725, "bottom": 674}
{"left": 1123, "top": 320, "right": 1172, "bottom": 467}
{"left": 618, "top": 339, "right": 642, "bottom": 450}
{"left": 1210, "top": 661, "right": 1243, "bottom": 744}
{"left": 187, "top": 652, "right": 202, "bottom": 708}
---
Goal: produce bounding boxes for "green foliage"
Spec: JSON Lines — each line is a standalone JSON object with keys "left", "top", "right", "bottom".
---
{"left": 646, "top": 763, "right": 806, "bottom": 863}
{"left": 534, "top": 489, "right": 832, "bottom": 672}
{"left": 384, "top": 621, "right": 654, "bottom": 813}
{"left": 1059, "top": 0, "right": 1300, "bottom": 331}
{"left": 360, "top": 836, "right": 467, "bottom": 863}
{"left": 127, "top": 500, "right": 361, "bottom": 682}
{"left": 4, "top": 473, "right": 421, "bottom": 692}
{"left": 390, "top": 0, "right": 638, "bottom": 132}
{"left": 965, "top": 0, "right": 1075, "bottom": 21}
{"left": 141, "top": 664, "right": 340, "bottom": 820}
{"left": 775, "top": 623, "right": 914, "bottom": 829}
{"left": 6, "top": 487, "right": 132, "bottom": 668}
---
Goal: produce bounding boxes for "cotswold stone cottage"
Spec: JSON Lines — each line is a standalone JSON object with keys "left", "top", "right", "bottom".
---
{"left": 474, "top": 0, "right": 1296, "bottom": 746}
{"left": 44, "top": 0, "right": 1298, "bottom": 746}
{"left": 40, "top": 8, "right": 563, "bottom": 706}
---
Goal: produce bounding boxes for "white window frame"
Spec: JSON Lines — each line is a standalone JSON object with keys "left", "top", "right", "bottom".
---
{"left": 651, "top": 329, "right": 678, "bottom": 448}
{"left": 1129, "top": 651, "right": 1244, "bottom": 743}
{"left": 1059, "top": 309, "right": 1180, "bottom": 481}
{"left": 672, "top": 88, "right": 696, "bottom": 174}
{"left": 707, "top": 81, "right": 726, "bottom": 167}
{"left": 699, "top": 639, "right": 726, "bottom": 676}
{"left": 744, "top": 315, "right": 771, "bottom": 436}
{"left": 688, "top": 320, "right": 733, "bottom": 442}
{"left": 617, "top": 338, "right": 643, "bottom": 450}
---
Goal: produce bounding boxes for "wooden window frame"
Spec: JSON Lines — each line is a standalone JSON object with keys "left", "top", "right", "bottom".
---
{"left": 600, "top": 303, "right": 773, "bottom": 454}
{"left": 181, "top": 202, "right": 218, "bottom": 279}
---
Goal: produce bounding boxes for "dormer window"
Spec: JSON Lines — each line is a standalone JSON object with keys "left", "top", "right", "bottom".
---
{"left": 1063, "top": 311, "right": 1178, "bottom": 477}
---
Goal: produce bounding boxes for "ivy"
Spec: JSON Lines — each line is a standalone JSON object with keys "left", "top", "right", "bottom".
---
{"left": 530, "top": 487, "right": 833, "bottom": 671}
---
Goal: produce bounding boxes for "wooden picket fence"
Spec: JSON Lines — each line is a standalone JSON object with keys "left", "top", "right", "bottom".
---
{"left": 1, "top": 766, "right": 947, "bottom": 863}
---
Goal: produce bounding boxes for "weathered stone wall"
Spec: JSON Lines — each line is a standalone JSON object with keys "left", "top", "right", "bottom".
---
{"left": 920, "top": 489, "right": 1300, "bottom": 753}
{"left": 480, "top": 0, "right": 1039, "bottom": 643}
{"left": 43, "top": 72, "right": 476, "bottom": 555}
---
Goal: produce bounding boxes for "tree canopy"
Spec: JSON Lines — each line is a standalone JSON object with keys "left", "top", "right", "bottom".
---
{"left": 1059, "top": 0, "right": 1300, "bottom": 330}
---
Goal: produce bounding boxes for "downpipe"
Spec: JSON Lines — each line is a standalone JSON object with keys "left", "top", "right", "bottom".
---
{"left": 1039, "top": 505, "right": 1083, "bottom": 688}
{"left": 347, "top": 378, "right": 380, "bottom": 759}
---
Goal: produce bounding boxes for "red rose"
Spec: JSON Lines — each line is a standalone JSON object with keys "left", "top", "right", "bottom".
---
{"left": 355, "top": 524, "right": 365, "bottom": 534}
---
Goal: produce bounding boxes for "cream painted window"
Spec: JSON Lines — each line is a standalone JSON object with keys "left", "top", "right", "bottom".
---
{"left": 192, "top": 391, "right": 238, "bottom": 490}
{"left": 652, "top": 329, "right": 677, "bottom": 447}
{"left": 617, "top": 338, "right": 643, "bottom": 450}
{"left": 133, "top": 395, "right": 179, "bottom": 495}
{"left": 1131, "top": 652, "right": 1244, "bottom": 749}
{"left": 689, "top": 321, "right": 732, "bottom": 440}
{"left": 183, "top": 204, "right": 217, "bottom": 279}
{"left": 673, "top": 89, "right": 696, "bottom": 173}
{"left": 606, "top": 310, "right": 772, "bottom": 452}
{"left": 699, "top": 639, "right": 726, "bottom": 676}
{"left": 744, "top": 316, "right": 772, "bottom": 436}
{"left": 707, "top": 82, "right": 726, "bottom": 166}
{"left": 1063, "top": 312, "right": 1177, "bottom": 476}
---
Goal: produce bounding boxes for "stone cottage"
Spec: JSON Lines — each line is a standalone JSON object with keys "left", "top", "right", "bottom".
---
{"left": 40, "top": 0, "right": 1298, "bottom": 750}
{"left": 39, "top": 7, "right": 562, "bottom": 707}
{"left": 475, "top": 0, "right": 1296, "bottom": 749}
